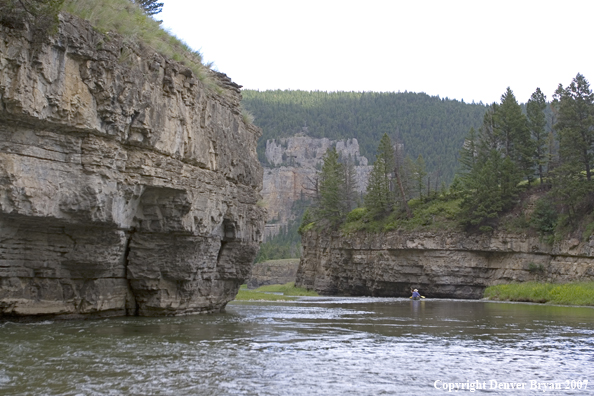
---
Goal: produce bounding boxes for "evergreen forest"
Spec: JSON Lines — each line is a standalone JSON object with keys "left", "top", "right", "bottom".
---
{"left": 301, "top": 75, "right": 594, "bottom": 247}
{"left": 241, "top": 90, "right": 489, "bottom": 185}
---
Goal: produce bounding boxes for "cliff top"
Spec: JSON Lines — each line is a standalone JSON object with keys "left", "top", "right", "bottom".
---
{"left": 1, "top": 0, "right": 247, "bottom": 100}
{"left": 265, "top": 136, "right": 369, "bottom": 168}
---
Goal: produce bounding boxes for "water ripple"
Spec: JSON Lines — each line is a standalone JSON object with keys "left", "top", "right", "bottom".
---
{"left": 0, "top": 299, "right": 592, "bottom": 395}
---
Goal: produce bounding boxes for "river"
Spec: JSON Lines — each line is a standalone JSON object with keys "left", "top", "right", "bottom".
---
{"left": 0, "top": 298, "right": 592, "bottom": 395}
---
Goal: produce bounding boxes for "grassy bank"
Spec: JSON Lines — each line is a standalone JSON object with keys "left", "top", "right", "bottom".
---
{"left": 484, "top": 282, "right": 594, "bottom": 306}
{"left": 60, "top": 0, "right": 218, "bottom": 91}
{"left": 253, "top": 282, "right": 318, "bottom": 297}
{"left": 234, "top": 282, "right": 318, "bottom": 301}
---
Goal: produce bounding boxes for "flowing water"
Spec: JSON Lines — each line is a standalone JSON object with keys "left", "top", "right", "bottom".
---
{"left": 0, "top": 298, "right": 592, "bottom": 395}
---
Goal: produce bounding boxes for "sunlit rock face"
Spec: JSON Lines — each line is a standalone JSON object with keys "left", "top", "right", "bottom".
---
{"left": 262, "top": 135, "right": 371, "bottom": 240}
{"left": 297, "top": 231, "right": 594, "bottom": 298}
{"left": 0, "top": 14, "right": 265, "bottom": 318}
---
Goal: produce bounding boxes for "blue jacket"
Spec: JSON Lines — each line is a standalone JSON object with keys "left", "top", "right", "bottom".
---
{"left": 412, "top": 291, "right": 421, "bottom": 298}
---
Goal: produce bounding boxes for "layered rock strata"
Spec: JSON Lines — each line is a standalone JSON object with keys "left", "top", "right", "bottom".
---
{"left": 262, "top": 135, "right": 371, "bottom": 239}
{"left": 0, "top": 14, "right": 265, "bottom": 318}
{"left": 297, "top": 231, "right": 594, "bottom": 299}
{"left": 247, "top": 259, "right": 299, "bottom": 289}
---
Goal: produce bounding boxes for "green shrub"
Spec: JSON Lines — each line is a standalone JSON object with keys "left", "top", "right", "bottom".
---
{"left": 346, "top": 207, "right": 367, "bottom": 222}
{"left": 298, "top": 222, "right": 315, "bottom": 234}
{"left": 530, "top": 198, "right": 558, "bottom": 235}
{"left": 583, "top": 220, "right": 594, "bottom": 241}
{"left": 340, "top": 197, "right": 463, "bottom": 233}
{"left": 298, "top": 208, "right": 315, "bottom": 234}
{"left": 420, "top": 199, "right": 462, "bottom": 219}
{"left": 527, "top": 262, "right": 545, "bottom": 273}
{"left": 398, "top": 198, "right": 462, "bottom": 231}
{"left": 241, "top": 107, "right": 255, "bottom": 124}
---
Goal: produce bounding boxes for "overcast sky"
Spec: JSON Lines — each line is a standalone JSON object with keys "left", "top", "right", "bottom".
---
{"left": 159, "top": 0, "right": 594, "bottom": 104}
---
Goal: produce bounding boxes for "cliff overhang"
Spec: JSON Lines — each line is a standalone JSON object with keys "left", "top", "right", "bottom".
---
{"left": 0, "top": 13, "right": 266, "bottom": 319}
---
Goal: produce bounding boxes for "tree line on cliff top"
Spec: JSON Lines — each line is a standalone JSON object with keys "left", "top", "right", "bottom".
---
{"left": 300, "top": 73, "right": 594, "bottom": 240}
{"left": 241, "top": 90, "right": 489, "bottom": 186}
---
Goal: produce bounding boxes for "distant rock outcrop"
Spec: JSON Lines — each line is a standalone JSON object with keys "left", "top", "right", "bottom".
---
{"left": 0, "top": 14, "right": 265, "bottom": 318}
{"left": 262, "top": 135, "right": 371, "bottom": 239}
{"left": 247, "top": 259, "right": 300, "bottom": 289}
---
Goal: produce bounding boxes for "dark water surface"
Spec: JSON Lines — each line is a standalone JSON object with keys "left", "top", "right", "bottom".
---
{"left": 0, "top": 298, "right": 592, "bottom": 395}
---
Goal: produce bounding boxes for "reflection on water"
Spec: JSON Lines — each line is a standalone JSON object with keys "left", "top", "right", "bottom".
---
{"left": 0, "top": 298, "right": 592, "bottom": 395}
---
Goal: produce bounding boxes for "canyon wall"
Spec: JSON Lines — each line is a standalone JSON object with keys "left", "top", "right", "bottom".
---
{"left": 247, "top": 259, "right": 299, "bottom": 289}
{"left": 296, "top": 231, "right": 594, "bottom": 298}
{"left": 0, "top": 14, "right": 265, "bottom": 318}
{"left": 262, "top": 134, "right": 371, "bottom": 239}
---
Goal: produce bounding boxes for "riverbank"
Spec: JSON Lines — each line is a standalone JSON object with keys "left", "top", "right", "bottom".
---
{"left": 484, "top": 282, "right": 594, "bottom": 306}
{"left": 234, "top": 282, "right": 319, "bottom": 301}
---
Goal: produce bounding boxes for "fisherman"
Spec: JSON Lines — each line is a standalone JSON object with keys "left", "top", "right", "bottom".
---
{"left": 411, "top": 289, "right": 421, "bottom": 300}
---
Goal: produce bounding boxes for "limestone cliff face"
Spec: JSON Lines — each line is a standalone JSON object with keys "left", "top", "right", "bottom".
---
{"left": 0, "top": 14, "right": 265, "bottom": 318}
{"left": 262, "top": 135, "right": 371, "bottom": 239}
{"left": 247, "top": 259, "right": 299, "bottom": 289}
{"left": 296, "top": 231, "right": 594, "bottom": 298}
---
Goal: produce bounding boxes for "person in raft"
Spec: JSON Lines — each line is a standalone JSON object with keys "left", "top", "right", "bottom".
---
{"left": 411, "top": 289, "right": 421, "bottom": 300}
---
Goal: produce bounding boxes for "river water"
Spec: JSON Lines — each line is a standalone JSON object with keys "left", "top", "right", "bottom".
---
{"left": 0, "top": 298, "right": 592, "bottom": 395}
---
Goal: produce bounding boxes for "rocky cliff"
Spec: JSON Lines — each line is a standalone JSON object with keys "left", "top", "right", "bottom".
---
{"left": 297, "top": 231, "right": 594, "bottom": 298}
{"left": 262, "top": 134, "right": 371, "bottom": 239}
{"left": 247, "top": 259, "right": 299, "bottom": 289}
{"left": 0, "top": 14, "right": 265, "bottom": 318}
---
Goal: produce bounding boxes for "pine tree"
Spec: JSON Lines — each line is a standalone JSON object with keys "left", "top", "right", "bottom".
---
{"left": 459, "top": 128, "right": 478, "bottom": 180}
{"left": 448, "top": 175, "right": 464, "bottom": 198}
{"left": 393, "top": 139, "right": 412, "bottom": 217}
{"left": 315, "top": 147, "right": 345, "bottom": 228}
{"left": 133, "top": 0, "right": 163, "bottom": 16}
{"left": 460, "top": 149, "right": 504, "bottom": 231}
{"left": 342, "top": 154, "right": 359, "bottom": 213}
{"left": 377, "top": 133, "right": 396, "bottom": 186}
{"left": 494, "top": 87, "right": 533, "bottom": 183}
{"left": 551, "top": 74, "right": 594, "bottom": 216}
{"left": 365, "top": 134, "right": 396, "bottom": 217}
{"left": 413, "top": 154, "right": 427, "bottom": 201}
{"left": 527, "top": 88, "right": 548, "bottom": 184}
{"left": 365, "top": 162, "right": 389, "bottom": 218}
{"left": 554, "top": 74, "right": 594, "bottom": 182}
{"left": 546, "top": 130, "right": 557, "bottom": 174}
{"left": 477, "top": 104, "right": 499, "bottom": 156}
{"left": 453, "top": 76, "right": 594, "bottom": 231}
{"left": 459, "top": 89, "right": 529, "bottom": 230}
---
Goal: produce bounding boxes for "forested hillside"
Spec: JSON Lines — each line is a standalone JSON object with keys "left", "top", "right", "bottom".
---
{"left": 241, "top": 90, "right": 488, "bottom": 184}
{"left": 302, "top": 74, "right": 594, "bottom": 243}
